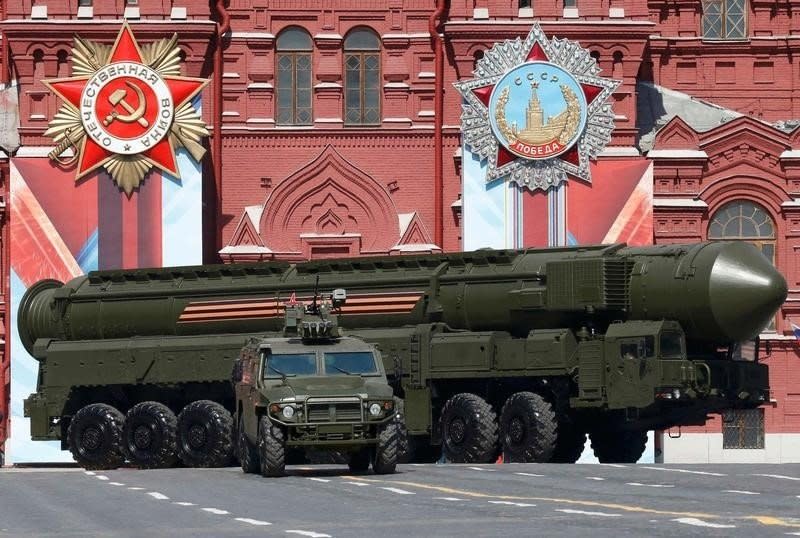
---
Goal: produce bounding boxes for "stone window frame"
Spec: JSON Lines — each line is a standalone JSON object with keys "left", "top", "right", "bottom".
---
{"left": 722, "top": 408, "right": 765, "bottom": 449}
{"left": 702, "top": 0, "right": 747, "bottom": 40}
{"left": 343, "top": 27, "right": 381, "bottom": 127}
{"left": 275, "top": 27, "right": 313, "bottom": 126}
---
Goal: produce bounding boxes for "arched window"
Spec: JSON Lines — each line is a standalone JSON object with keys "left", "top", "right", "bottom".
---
{"left": 708, "top": 200, "right": 775, "bottom": 263}
{"left": 344, "top": 28, "right": 380, "bottom": 126}
{"left": 702, "top": 0, "right": 746, "bottom": 39}
{"left": 276, "top": 27, "right": 312, "bottom": 126}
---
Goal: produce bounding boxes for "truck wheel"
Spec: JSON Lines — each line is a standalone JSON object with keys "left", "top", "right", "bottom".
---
{"left": 499, "top": 392, "right": 556, "bottom": 463}
{"left": 373, "top": 422, "right": 399, "bottom": 474}
{"left": 258, "top": 416, "right": 285, "bottom": 477}
{"left": 590, "top": 430, "right": 647, "bottom": 463}
{"left": 67, "top": 403, "right": 126, "bottom": 470}
{"left": 123, "top": 402, "right": 177, "bottom": 469}
{"left": 176, "top": 400, "right": 234, "bottom": 468}
{"left": 348, "top": 449, "right": 371, "bottom": 473}
{"left": 439, "top": 393, "right": 499, "bottom": 463}
{"left": 550, "top": 421, "right": 586, "bottom": 464}
{"left": 393, "top": 397, "right": 411, "bottom": 464}
{"left": 238, "top": 420, "right": 259, "bottom": 474}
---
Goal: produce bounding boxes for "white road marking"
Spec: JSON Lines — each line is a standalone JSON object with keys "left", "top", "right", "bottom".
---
{"left": 641, "top": 466, "right": 725, "bottom": 477}
{"left": 286, "top": 531, "right": 331, "bottom": 538}
{"left": 489, "top": 501, "right": 536, "bottom": 507}
{"left": 306, "top": 477, "right": 330, "bottom": 483}
{"left": 95, "top": 475, "right": 109, "bottom": 481}
{"left": 673, "top": 517, "right": 736, "bottom": 529}
{"left": 723, "top": 490, "right": 760, "bottom": 495}
{"left": 202, "top": 508, "right": 230, "bottom": 515}
{"left": 752, "top": 473, "right": 800, "bottom": 482}
{"left": 586, "top": 477, "right": 605, "bottom": 481}
{"left": 173, "top": 502, "right": 196, "bottom": 506}
{"left": 108, "top": 482, "right": 125, "bottom": 486}
{"left": 556, "top": 509, "right": 621, "bottom": 518}
{"left": 84, "top": 471, "right": 96, "bottom": 476}
{"left": 597, "top": 464, "right": 626, "bottom": 468}
{"left": 626, "top": 482, "right": 675, "bottom": 488}
{"left": 380, "top": 487, "right": 415, "bottom": 495}
{"left": 128, "top": 487, "right": 144, "bottom": 491}
{"left": 147, "top": 492, "right": 169, "bottom": 500}
{"left": 467, "top": 466, "right": 496, "bottom": 472}
{"left": 435, "top": 497, "right": 466, "bottom": 502}
{"left": 515, "top": 472, "right": 544, "bottom": 477}
{"left": 343, "top": 481, "right": 370, "bottom": 487}
{"left": 786, "top": 533, "right": 800, "bottom": 536}
{"left": 235, "top": 518, "right": 272, "bottom": 526}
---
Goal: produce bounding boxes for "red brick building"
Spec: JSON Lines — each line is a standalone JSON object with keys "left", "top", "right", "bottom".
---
{"left": 0, "top": 0, "right": 798, "bottom": 462}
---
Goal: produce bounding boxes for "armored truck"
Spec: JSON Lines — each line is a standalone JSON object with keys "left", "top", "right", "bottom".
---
{"left": 19, "top": 242, "right": 787, "bottom": 468}
{"left": 234, "top": 293, "right": 398, "bottom": 476}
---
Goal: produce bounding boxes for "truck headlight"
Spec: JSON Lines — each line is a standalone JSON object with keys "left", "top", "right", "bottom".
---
{"left": 369, "top": 403, "right": 382, "bottom": 416}
{"left": 282, "top": 405, "right": 295, "bottom": 419}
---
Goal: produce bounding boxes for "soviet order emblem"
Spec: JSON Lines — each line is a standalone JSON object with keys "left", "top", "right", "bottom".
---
{"left": 43, "top": 22, "right": 210, "bottom": 195}
{"left": 455, "top": 24, "right": 620, "bottom": 191}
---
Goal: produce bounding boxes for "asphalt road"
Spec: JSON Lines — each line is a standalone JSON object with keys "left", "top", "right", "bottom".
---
{"left": 1, "top": 463, "right": 799, "bottom": 537}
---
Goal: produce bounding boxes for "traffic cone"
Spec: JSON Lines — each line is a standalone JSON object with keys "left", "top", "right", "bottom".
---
{"left": 495, "top": 452, "right": 504, "bottom": 464}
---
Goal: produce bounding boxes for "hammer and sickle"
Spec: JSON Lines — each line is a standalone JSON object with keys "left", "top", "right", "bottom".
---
{"left": 103, "top": 81, "right": 149, "bottom": 128}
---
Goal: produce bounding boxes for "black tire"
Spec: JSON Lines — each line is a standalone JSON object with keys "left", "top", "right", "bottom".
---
{"left": 439, "top": 393, "right": 499, "bottom": 463}
{"left": 238, "top": 420, "right": 259, "bottom": 474}
{"left": 393, "top": 397, "right": 411, "bottom": 464}
{"left": 590, "top": 429, "right": 648, "bottom": 463}
{"left": 550, "top": 421, "right": 586, "bottom": 464}
{"left": 373, "top": 422, "right": 399, "bottom": 474}
{"left": 67, "top": 403, "right": 126, "bottom": 470}
{"left": 176, "top": 400, "right": 234, "bottom": 468}
{"left": 348, "top": 449, "right": 371, "bottom": 473}
{"left": 499, "top": 392, "right": 557, "bottom": 463}
{"left": 258, "top": 416, "right": 286, "bottom": 477}
{"left": 123, "top": 401, "right": 178, "bottom": 469}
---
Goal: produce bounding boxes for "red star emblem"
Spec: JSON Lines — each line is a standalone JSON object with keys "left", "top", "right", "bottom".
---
{"left": 43, "top": 22, "right": 208, "bottom": 186}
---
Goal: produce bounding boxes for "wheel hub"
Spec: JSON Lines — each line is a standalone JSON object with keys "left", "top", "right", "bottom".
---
{"left": 449, "top": 417, "right": 466, "bottom": 444}
{"left": 188, "top": 424, "right": 207, "bottom": 449}
{"left": 133, "top": 424, "right": 153, "bottom": 450}
{"left": 81, "top": 425, "right": 103, "bottom": 451}
{"left": 508, "top": 417, "right": 525, "bottom": 444}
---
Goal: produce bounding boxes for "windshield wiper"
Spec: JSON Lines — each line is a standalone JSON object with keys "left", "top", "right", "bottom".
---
{"left": 330, "top": 365, "right": 359, "bottom": 376}
{"left": 269, "top": 364, "right": 296, "bottom": 380}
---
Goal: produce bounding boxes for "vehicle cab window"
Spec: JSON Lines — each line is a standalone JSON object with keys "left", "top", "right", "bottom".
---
{"left": 619, "top": 336, "right": 655, "bottom": 359}
{"left": 263, "top": 351, "right": 318, "bottom": 378}
{"left": 659, "top": 331, "right": 684, "bottom": 359}
{"left": 323, "top": 351, "right": 378, "bottom": 376}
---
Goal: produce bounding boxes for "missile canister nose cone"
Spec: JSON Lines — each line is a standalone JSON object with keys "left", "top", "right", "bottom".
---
{"left": 709, "top": 242, "right": 788, "bottom": 342}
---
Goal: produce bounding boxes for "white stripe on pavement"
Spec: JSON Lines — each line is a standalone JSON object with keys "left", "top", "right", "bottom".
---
{"left": 515, "top": 472, "right": 544, "bottom": 477}
{"left": 556, "top": 509, "right": 620, "bottom": 517}
{"left": 641, "top": 466, "right": 725, "bottom": 477}
{"left": 586, "top": 477, "right": 605, "bottom": 481}
{"left": 751, "top": 473, "right": 800, "bottom": 481}
{"left": 673, "top": 518, "right": 735, "bottom": 529}
{"left": 286, "top": 531, "right": 331, "bottom": 538}
{"left": 147, "top": 492, "right": 169, "bottom": 500}
{"left": 489, "top": 501, "right": 536, "bottom": 507}
{"left": 108, "top": 482, "right": 124, "bottom": 486}
{"left": 723, "top": 490, "right": 760, "bottom": 495}
{"left": 343, "top": 481, "right": 370, "bottom": 487}
{"left": 173, "top": 502, "right": 196, "bottom": 506}
{"left": 95, "top": 475, "right": 109, "bottom": 481}
{"left": 128, "top": 487, "right": 144, "bottom": 491}
{"left": 626, "top": 482, "right": 675, "bottom": 488}
{"left": 435, "top": 497, "right": 466, "bottom": 501}
{"left": 380, "top": 487, "right": 415, "bottom": 495}
{"left": 468, "top": 466, "right": 496, "bottom": 472}
{"left": 306, "top": 477, "right": 330, "bottom": 483}
{"left": 202, "top": 508, "right": 230, "bottom": 515}
{"left": 235, "top": 518, "right": 272, "bottom": 526}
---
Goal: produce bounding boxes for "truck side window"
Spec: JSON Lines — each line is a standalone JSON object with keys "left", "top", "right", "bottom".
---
{"left": 620, "top": 342, "right": 639, "bottom": 359}
{"left": 660, "top": 331, "right": 684, "bottom": 359}
{"left": 620, "top": 337, "right": 655, "bottom": 359}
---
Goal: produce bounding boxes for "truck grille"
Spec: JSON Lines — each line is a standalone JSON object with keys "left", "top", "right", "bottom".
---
{"left": 305, "top": 399, "right": 363, "bottom": 423}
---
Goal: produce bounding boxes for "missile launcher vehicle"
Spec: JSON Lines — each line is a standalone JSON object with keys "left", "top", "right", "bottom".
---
{"left": 234, "top": 290, "right": 398, "bottom": 477}
{"left": 19, "top": 241, "right": 786, "bottom": 468}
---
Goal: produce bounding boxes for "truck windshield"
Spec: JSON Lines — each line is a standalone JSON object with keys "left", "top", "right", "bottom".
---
{"left": 660, "top": 331, "right": 684, "bottom": 358}
{"left": 264, "top": 353, "right": 317, "bottom": 378}
{"left": 323, "top": 352, "right": 378, "bottom": 376}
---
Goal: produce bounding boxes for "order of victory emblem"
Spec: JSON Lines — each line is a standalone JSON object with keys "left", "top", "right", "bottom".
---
{"left": 43, "top": 22, "right": 210, "bottom": 195}
{"left": 454, "top": 24, "right": 620, "bottom": 191}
